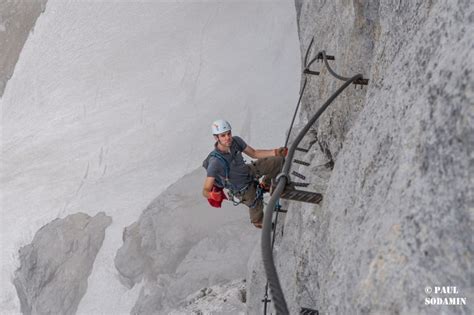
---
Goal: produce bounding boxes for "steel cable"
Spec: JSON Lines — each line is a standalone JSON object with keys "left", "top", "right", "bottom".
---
{"left": 261, "top": 41, "right": 367, "bottom": 314}
{"left": 285, "top": 77, "right": 308, "bottom": 148}
{"left": 261, "top": 73, "right": 363, "bottom": 314}
{"left": 320, "top": 50, "right": 352, "bottom": 81}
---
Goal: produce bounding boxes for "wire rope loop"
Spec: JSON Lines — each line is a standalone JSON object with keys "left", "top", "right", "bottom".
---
{"left": 275, "top": 173, "right": 289, "bottom": 184}
{"left": 321, "top": 50, "right": 352, "bottom": 81}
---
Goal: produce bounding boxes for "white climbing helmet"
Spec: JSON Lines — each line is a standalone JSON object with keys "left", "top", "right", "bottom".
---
{"left": 211, "top": 119, "right": 232, "bottom": 135}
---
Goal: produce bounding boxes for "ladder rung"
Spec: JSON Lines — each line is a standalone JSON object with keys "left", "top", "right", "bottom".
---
{"left": 353, "top": 78, "right": 369, "bottom": 86}
{"left": 303, "top": 69, "right": 320, "bottom": 76}
{"left": 296, "top": 147, "right": 309, "bottom": 153}
{"left": 301, "top": 307, "right": 319, "bottom": 315}
{"left": 316, "top": 52, "right": 335, "bottom": 61}
{"left": 293, "top": 159, "right": 310, "bottom": 166}
{"left": 293, "top": 182, "right": 310, "bottom": 187}
{"left": 291, "top": 171, "right": 306, "bottom": 180}
{"left": 280, "top": 189, "right": 323, "bottom": 204}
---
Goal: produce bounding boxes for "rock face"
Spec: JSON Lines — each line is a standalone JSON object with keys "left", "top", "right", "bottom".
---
{"left": 13, "top": 212, "right": 112, "bottom": 315}
{"left": 115, "top": 167, "right": 259, "bottom": 313}
{"left": 0, "top": 0, "right": 48, "bottom": 96}
{"left": 169, "top": 279, "right": 247, "bottom": 314}
{"left": 248, "top": 1, "right": 473, "bottom": 314}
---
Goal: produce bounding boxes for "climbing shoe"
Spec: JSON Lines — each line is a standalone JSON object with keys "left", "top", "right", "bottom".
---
{"left": 253, "top": 221, "right": 263, "bottom": 229}
{"left": 258, "top": 181, "right": 271, "bottom": 193}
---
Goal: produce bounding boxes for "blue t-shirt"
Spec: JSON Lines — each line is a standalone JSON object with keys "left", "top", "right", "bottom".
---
{"left": 204, "top": 136, "right": 253, "bottom": 191}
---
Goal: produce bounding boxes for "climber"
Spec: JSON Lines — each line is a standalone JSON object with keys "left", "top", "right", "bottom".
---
{"left": 202, "top": 119, "right": 288, "bottom": 229}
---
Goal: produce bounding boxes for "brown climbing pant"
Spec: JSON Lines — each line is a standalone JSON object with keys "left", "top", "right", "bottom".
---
{"left": 240, "top": 156, "right": 284, "bottom": 224}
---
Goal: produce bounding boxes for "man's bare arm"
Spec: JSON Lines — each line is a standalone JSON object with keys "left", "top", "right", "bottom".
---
{"left": 243, "top": 145, "right": 275, "bottom": 159}
{"left": 202, "top": 177, "right": 215, "bottom": 198}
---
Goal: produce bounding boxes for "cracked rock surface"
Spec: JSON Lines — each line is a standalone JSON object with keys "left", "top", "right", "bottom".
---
{"left": 247, "top": 1, "right": 473, "bottom": 314}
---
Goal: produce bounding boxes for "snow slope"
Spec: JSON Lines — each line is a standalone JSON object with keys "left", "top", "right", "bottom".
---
{"left": 1, "top": 0, "right": 300, "bottom": 313}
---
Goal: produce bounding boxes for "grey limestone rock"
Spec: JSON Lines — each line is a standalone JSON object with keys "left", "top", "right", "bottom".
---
{"left": 247, "top": 1, "right": 473, "bottom": 314}
{"left": 0, "top": 0, "right": 48, "bottom": 97}
{"left": 115, "top": 167, "right": 258, "bottom": 313}
{"left": 13, "top": 212, "right": 112, "bottom": 315}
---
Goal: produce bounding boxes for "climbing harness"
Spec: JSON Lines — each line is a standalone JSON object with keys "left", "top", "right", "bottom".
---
{"left": 260, "top": 36, "right": 369, "bottom": 315}
{"left": 248, "top": 183, "right": 266, "bottom": 209}
{"left": 228, "top": 181, "right": 266, "bottom": 208}
{"left": 208, "top": 151, "right": 265, "bottom": 208}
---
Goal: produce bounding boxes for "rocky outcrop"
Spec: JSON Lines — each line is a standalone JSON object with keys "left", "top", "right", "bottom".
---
{"left": 248, "top": 1, "right": 473, "bottom": 314}
{"left": 169, "top": 279, "right": 247, "bottom": 314}
{"left": 115, "top": 167, "right": 259, "bottom": 313}
{"left": 0, "top": 0, "right": 47, "bottom": 97}
{"left": 13, "top": 212, "right": 112, "bottom": 315}
{"left": 128, "top": 223, "right": 253, "bottom": 314}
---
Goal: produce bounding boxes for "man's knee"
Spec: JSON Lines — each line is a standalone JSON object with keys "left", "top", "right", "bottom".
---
{"left": 272, "top": 156, "right": 284, "bottom": 168}
{"left": 264, "top": 156, "right": 284, "bottom": 175}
